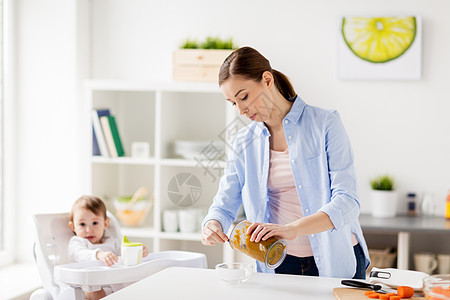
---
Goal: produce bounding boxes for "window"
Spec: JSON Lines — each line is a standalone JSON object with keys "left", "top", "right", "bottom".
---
{"left": 0, "top": 0, "right": 13, "bottom": 267}
{"left": 0, "top": 0, "right": 4, "bottom": 254}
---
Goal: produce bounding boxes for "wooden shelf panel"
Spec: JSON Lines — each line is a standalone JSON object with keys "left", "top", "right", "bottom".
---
{"left": 121, "top": 226, "right": 202, "bottom": 242}
{"left": 160, "top": 158, "right": 226, "bottom": 168}
{"left": 121, "top": 226, "right": 156, "bottom": 238}
{"left": 91, "top": 157, "right": 226, "bottom": 168}
{"left": 91, "top": 156, "right": 156, "bottom": 165}
{"left": 86, "top": 80, "right": 221, "bottom": 93}
{"left": 159, "top": 231, "right": 202, "bottom": 241}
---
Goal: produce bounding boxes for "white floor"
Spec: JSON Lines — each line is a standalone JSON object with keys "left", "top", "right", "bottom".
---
{"left": 0, "top": 263, "right": 42, "bottom": 300}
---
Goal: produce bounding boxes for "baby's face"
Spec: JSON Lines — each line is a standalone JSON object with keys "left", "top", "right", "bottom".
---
{"left": 70, "top": 208, "right": 109, "bottom": 244}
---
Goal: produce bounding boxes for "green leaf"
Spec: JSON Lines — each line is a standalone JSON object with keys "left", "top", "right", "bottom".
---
{"left": 180, "top": 38, "right": 200, "bottom": 49}
{"left": 180, "top": 36, "right": 236, "bottom": 49}
{"left": 370, "top": 175, "right": 395, "bottom": 191}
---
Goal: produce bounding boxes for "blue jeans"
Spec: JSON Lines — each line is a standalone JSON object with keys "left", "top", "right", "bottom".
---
{"left": 275, "top": 243, "right": 366, "bottom": 279}
{"left": 352, "top": 243, "right": 366, "bottom": 279}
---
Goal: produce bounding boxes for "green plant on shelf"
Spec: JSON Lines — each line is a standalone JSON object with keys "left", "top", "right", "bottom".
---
{"left": 180, "top": 36, "right": 236, "bottom": 50}
{"left": 370, "top": 175, "right": 395, "bottom": 191}
{"left": 180, "top": 38, "right": 200, "bottom": 49}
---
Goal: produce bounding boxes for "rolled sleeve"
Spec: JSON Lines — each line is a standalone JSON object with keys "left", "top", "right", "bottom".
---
{"left": 319, "top": 196, "right": 359, "bottom": 231}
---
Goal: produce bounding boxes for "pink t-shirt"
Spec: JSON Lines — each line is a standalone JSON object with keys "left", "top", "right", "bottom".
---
{"left": 267, "top": 148, "right": 357, "bottom": 258}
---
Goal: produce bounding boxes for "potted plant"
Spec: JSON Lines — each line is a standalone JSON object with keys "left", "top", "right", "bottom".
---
{"left": 369, "top": 175, "right": 398, "bottom": 218}
{"left": 173, "top": 36, "right": 237, "bottom": 82}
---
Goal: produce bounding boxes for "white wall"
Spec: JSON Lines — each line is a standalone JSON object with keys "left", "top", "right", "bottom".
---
{"left": 11, "top": 0, "right": 450, "bottom": 262}
{"left": 11, "top": 0, "right": 89, "bottom": 262}
{"left": 91, "top": 0, "right": 450, "bottom": 215}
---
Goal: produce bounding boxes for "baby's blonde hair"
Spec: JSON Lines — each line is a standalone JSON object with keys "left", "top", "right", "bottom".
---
{"left": 70, "top": 195, "right": 107, "bottom": 222}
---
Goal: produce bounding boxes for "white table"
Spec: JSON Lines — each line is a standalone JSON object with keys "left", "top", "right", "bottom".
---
{"left": 103, "top": 267, "right": 343, "bottom": 300}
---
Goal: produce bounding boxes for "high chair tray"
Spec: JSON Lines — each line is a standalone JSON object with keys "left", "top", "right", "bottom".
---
{"left": 54, "top": 251, "right": 207, "bottom": 289}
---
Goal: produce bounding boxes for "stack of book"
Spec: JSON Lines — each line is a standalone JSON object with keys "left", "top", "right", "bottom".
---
{"left": 92, "top": 108, "right": 125, "bottom": 157}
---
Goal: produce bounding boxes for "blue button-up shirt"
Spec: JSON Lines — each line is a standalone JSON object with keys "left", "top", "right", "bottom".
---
{"left": 203, "top": 96, "right": 370, "bottom": 278}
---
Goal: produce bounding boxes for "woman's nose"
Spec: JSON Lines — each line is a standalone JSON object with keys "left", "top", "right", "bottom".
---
{"left": 235, "top": 102, "right": 248, "bottom": 115}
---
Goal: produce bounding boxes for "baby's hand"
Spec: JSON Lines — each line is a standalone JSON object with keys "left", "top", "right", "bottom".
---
{"left": 97, "top": 251, "right": 118, "bottom": 266}
{"left": 143, "top": 245, "right": 149, "bottom": 257}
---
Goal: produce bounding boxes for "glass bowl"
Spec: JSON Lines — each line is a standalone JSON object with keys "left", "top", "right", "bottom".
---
{"left": 423, "top": 274, "right": 450, "bottom": 300}
{"left": 113, "top": 196, "right": 151, "bottom": 227}
{"left": 215, "top": 262, "right": 253, "bottom": 284}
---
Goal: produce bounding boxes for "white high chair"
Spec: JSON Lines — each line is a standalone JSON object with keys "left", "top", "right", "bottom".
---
{"left": 30, "top": 212, "right": 207, "bottom": 300}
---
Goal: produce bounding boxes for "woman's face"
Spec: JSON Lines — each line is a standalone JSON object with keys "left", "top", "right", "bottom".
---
{"left": 221, "top": 72, "right": 275, "bottom": 123}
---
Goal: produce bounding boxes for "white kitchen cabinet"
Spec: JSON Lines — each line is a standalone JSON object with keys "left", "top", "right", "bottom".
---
{"left": 85, "top": 80, "right": 246, "bottom": 268}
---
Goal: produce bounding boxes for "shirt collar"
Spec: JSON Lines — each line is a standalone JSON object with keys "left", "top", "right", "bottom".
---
{"left": 284, "top": 95, "right": 306, "bottom": 124}
{"left": 254, "top": 122, "right": 269, "bottom": 137}
{"left": 253, "top": 95, "right": 306, "bottom": 137}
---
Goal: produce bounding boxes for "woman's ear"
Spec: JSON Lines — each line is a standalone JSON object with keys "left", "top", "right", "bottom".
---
{"left": 262, "top": 71, "right": 274, "bottom": 89}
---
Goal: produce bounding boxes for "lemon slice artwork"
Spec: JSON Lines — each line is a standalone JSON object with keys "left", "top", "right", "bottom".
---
{"left": 342, "top": 16, "right": 416, "bottom": 63}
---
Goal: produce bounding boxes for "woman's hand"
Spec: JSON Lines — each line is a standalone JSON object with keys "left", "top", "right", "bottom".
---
{"left": 246, "top": 222, "right": 299, "bottom": 243}
{"left": 143, "top": 245, "right": 149, "bottom": 257}
{"left": 201, "top": 220, "right": 228, "bottom": 246}
{"left": 247, "top": 213, "right": 334, "bottom": 242}
{"left": 96, "top": 250, "right": 119, "bottom": 266}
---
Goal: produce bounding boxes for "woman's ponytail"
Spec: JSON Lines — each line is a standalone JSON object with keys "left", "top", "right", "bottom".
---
{"left": 272, "top": 69, "right": 296, "bottom": 101}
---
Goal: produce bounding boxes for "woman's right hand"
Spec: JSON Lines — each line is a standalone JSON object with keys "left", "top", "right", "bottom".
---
{"left": 201, "top": 220, "right": 229, "bottom": 246}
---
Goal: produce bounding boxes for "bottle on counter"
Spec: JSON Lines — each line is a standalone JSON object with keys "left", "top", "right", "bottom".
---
{"left": 446, "top": 190, "right": 450, "bottom": 219}
{"left": 420, "top": 191, "right": 436, "bottom": 216}
{"left": 407, "top": 193, "right": 417, "bottom": 216}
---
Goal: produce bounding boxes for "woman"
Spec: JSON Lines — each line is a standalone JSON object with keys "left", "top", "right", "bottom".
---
{"left": 201, "top": 46, "right": 370, "bottom": 279}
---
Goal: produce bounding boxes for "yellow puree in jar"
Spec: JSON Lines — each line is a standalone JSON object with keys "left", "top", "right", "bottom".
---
{"left": 267, "top": 243, "right": 285, "bottom": 266}
{"left": 231, "top": 224, "right": 285, "bottom": 266}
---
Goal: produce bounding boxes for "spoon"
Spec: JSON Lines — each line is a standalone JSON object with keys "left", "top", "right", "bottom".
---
{"left": 127, "top": 186, "right": 149, "bottom": 209}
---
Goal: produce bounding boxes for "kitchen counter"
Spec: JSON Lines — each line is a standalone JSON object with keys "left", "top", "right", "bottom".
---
{"left": 359, "top": 214, "right": 450, "bottom": 269}
{"left": 359, "top": 214, "right": 450, "bottom": 233}
{"left": 103, "top": 266, "right": 343, "bottom": 300}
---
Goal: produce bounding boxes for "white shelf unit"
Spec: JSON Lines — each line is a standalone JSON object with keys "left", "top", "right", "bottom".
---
{"left": 85, "top": 80, "right": 242, "bottom": 268}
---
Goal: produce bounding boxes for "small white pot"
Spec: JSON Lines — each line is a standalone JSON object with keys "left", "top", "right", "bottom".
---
{"left": 370, "top": 190, "right": 398, "bottom": 218}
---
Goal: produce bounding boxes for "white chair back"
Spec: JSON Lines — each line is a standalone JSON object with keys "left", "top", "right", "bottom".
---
{"left": 32, "top": 212, "right": 121, "bottom": 299}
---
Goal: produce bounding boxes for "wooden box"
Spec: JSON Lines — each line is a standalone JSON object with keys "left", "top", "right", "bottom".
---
{"left": 173, "top": 49, "right": 233, "bottom": 82}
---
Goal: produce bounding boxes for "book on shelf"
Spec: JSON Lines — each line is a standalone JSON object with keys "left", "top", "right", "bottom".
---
{"left": 100, "top": 115, "right": 125, "bottom": 157}
{"left": 107, "top": 115, "right": 125, "bottom": 157}
{"left": 92, "top": 108, "right": 111, "bottom": 157}
{"left": 92, "top": 127, "right": 100, "bottom": 156}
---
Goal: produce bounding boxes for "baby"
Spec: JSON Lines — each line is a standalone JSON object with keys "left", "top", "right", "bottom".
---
{"left": 68, "top": 195, "right": 148, "bottom": 299}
